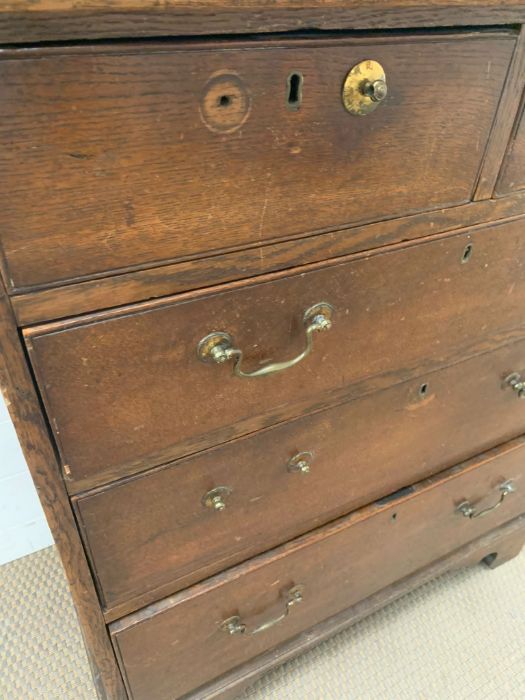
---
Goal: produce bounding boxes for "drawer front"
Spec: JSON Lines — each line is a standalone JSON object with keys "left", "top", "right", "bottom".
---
{"left": 0, "top": 33, "right": 513, "bottom": 290}
{"left": 26, "top": 218, "right": 525, "bottom": 491}
{"left": 77, "top": 339, "right": 525, "bottom": 615}
{"left": 111, "top": 438, "right": 525, "bottom": 700}
{"left": 496, "top": 98, "right": 525, "bottom": 196}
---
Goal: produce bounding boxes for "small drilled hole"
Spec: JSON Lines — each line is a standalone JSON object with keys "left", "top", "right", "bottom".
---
{"left": 419, "top": 383, "right": 429, "bottom": 398}
{"left": 391, "top": 512, "right": 398, "bottom": 522}
{"left": 218, "top": 95, "right": 231, "bottom": 107}
{"left": 462, "top": 243, "right": 473, "bottom": 264}
{"left": 287, "top": 72, "right": 303, "bottom": 110}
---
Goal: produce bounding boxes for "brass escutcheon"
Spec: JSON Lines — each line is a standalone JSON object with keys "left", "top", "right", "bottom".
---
{"left": 202, "top": 486, "right": 232, "bottom": 511}
{"left": 342, "top": 60, "right": 388, "bottom": 116}
{"left": 504, "top": 372, "right": 525, "bottom": 399}
{"left": 287, "top": 451, "right": 313, "bottom": 474}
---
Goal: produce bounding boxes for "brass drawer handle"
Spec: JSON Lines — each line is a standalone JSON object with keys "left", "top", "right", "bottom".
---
{"left": 202, "top": 486, "right": 232, "bottom": 511}
{"left": 343, "top": 60, "right": 387, "bottom": 116}
{"left": 505, "top": 372, "right": 525, "bottom": 399}
{"left": 457, "top": 480, "right": 516, "bottom": 519}
{"left": 287, "top": 451, "right": 313, "bottom": 474}
{"left": 220, "top": 585, "right": 304, "bottom": 636}
{"left": 197, "top": 303, "right": 334, "bottom": 379}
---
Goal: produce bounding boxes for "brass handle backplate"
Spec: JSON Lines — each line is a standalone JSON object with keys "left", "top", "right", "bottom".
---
{"left": 197, "top": 303, "right": 334, "bottom": 379}
{"left": 343, "top": 60, "right": 388, "bottom": 116}
{"left": 287, "top": 451, "right": 313, "bottom": 474}
{"left": 457, "top": 480, "right": 516, "bottom": 519}
{"left": 504, "top": 372, "right": 525, "bottom": 399}
{"left": 220, "top": 584, "right": 304, "bottom": 636}
{"left": 202, "top": 486, "right": 232, "bottom": 511}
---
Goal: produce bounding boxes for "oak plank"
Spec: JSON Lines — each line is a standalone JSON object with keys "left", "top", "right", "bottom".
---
{"left": 496, "top": 87, "right": 525, "bottom": 196}
{"left": 183, "top": 514, "right": 525, "bottom": 700}
{"left": 24, "top": 217, "right": 525, "bottom": 493}
{"left": 474, "top": 26, "right": 525, "bottom": 200}
{"left": 0, "top": 33, "right": 513, "bottom": 291}
{"left": 75, "top": 338, "right": 525, "bottom": 621}
{"left": 0, "top": 281, "right": 126, "bottom": 699}
{"left": 11, "top": 194, "right": 525, "bottom": 326}
{"left": 0, "top": 3, "right": 525, "bottom": 44}
{"left": 109, "top": 440, "right": 525, "bottom": 699}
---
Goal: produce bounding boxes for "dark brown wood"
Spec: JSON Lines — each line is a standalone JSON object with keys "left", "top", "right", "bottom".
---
{"left": 495, "top": 90, "right": 525, "bottom": 197}
{"left": 0, "top": 2, "right": 525, "bottom": 44}
{"left": 25, "top": 217, "right": 525, "bottom": 492}
{"left": 482, "top": 525, "right": 525, "bottom": 568}
{"left": 0, "top": 282, "right": 126, "bottom": 700}
{"left": 11, "top": 195, "right": 525, "bottom": 327}
{"left": 0, "top": 32, "right": 514, "bottom": 292}
{"left": 110, "top": 438, "right": 525, "bottom": 700}
{"left": 76, "top": 337, "right": 525, "bottom": 621}
{"left": 474, "top": 27, "right": 525, "bottom": 201}
{"left": 183, "top": 514, "right": 525, "bottom": 700}
{"left": 2, "top": 15, "right": 525, "bottom": 700}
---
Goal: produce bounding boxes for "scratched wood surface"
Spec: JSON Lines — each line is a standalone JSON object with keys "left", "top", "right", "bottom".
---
{"left": 24, "top": 217, "right": 525, "bottom": 493}
{"left": 0, "top": 33, "right": 514, "bottom": 291}
{"left": 0, "top": 283, "right": 126, "bottom": 700}
{"left": 1, "top": 2, "right": 525, "bottom": 43}
{"left": 180, "top": 515, "right": 525, "bottom": 700}
{"left": 110, "top": 439, "right": 525, "bottom": 700}
{"left": 10, "top": 194, "right": 525, "bottom": 327}
{"left": 496, "top": 94, "right": 525, "bottom": 196}
{"left": 75, "top": 337, "right": 525, "bottom": 621}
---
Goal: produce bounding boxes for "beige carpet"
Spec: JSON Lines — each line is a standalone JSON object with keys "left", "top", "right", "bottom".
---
{"left": 0, "top": 546, "right": 524, "bottom": 700}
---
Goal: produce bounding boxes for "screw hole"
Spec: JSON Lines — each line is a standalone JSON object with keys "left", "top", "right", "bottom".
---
{"left": 391, "top": 512, "right": 398, "bottom": 522}
{"left": 419, "top": 382, "right": 429, "bottom": 398}
{"left": 461, "top": 243, "right": 473, "bottom": 264}
{"left": 287, "top": 72, "right": 303, "bottom": 110}
{"left": 218, "top": 94, "right": 232, "bottom": 108}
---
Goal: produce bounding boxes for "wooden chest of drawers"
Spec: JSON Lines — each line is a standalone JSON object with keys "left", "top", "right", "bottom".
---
{"left": 1, "top": 4, "right": 525, "bottom": 699}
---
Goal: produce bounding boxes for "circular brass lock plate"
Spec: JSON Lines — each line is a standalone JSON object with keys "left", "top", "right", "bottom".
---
{"left": 342, "top": 60, "right": 387, "bottom": 116}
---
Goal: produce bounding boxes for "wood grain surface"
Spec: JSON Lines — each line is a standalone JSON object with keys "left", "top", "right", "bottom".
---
{"left": 1, "top": 9, "right": 525, "bottom": 700}
{"left": 0, "top": 284, "right": 126, "bottom": 700}
{"left": 0, "top": 2, "right": 524, "bottom": 44}
{"left": 496, "top": 92, "right": 525, "bottom": 196}
{"left": 76, "top": 337, "right": 525, "bottom": 620}
{"left": 0, "top": 33, "right": 514, "bottom": 291}
{"left": 25, "top": 217, "right": 525, "bottom": 493}
{"left": 110, "top": 438, "right": 525, "bottom": 700}
{"left": 474, "top": 26, "right": 525, "bottom": 200}
{"left": 11, "top": 195, "right": 525, "bottom": 327}
{"left": 182, "top": 514, "right": 525, "bottom": 700}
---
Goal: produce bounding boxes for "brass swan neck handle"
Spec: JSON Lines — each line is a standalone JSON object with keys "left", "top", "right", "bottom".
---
{"left": 457, "top": 480, "right": 516, "bottom": 519}
{"left": 197, "top": 303, "right": 334, "bottom": 379}
{"left": 220, "top": 585, "right": 304, "bottom": 636}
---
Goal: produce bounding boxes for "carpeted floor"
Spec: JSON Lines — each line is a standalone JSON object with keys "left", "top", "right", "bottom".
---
{"left": 1, "top": 546, "right": 524, "bottom": 700}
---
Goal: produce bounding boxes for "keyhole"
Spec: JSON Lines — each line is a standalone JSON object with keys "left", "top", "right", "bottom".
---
{"left": 461, "top": 243, "right": 473, "bottom": 264}
{"left": 287, "top": 72, "right": 303, "bottom": 110}
{"left": 218, "top": 94, "right": 232, "bottom": 108}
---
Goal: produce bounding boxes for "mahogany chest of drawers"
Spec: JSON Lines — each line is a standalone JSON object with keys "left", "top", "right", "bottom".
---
{"left": 1, "top": 3, "right": 525, "bottom": 699}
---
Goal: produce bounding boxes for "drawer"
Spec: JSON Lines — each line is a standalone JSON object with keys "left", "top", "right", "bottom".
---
{"left": 496, "top": 96, "right": 525, "bottom": 196}
{"left": 0, "top": 32, "right": 514, "bottom": 290}
{"left": 26, "top": 218, "right": 525, "bottom": 492}
{"left": 76, "top": 338, "right": 525, "bottom": 617}
{"left": 110, "top": 437, "right": 525, "bottom": 700}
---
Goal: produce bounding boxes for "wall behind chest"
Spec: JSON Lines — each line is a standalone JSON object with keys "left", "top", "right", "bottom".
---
{"left": 0, "top": 394, "right": 52, "bottom": 565}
